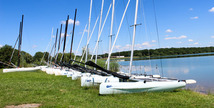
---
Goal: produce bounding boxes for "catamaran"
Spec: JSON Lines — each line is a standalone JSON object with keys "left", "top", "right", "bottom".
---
{"left": 3, "top": 15, "right": 40, "bottom": 73}
{"left": 80, "top": 0, "right": 154, "bottom": 87}
{"left": 98, "top": 0, "right": 196, "bottom": 94}
{"left": 78, "top": 0, "right": 122, "bottom": 86}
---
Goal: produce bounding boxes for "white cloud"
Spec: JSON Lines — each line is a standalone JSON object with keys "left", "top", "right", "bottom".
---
{"left": 194, "top": 42, "right": 199, "bottom": 45}
{"left": 141, "top": 42, "right": 154, "bottom": 48}
{"left": 165, "top": 35, "right": 187, "bottom": 40}
{"left": 115, "top": 42, "right": 155, "bottom": 52}
{"left": 52, "top": 32, "right": 71, "bottom": 38}
{"left": 61, "top": 33, "right": 71, "bottom": 37}
{"left": 189, "top": 8, "right": 193, "bottom": 11}
{"left": 115, "top": 45, "right": 121, "bottom": 50}
{"left": 211, "top": 36, "right": 214, "bottom": 38}
{"left": 188, "top": 39, "right": 193, "bottom": 42}
{"left": 179, "top": 35, "right": 187, "bottom": 38}
{"left": 131, "top": 42, "right": 154, "bottom": 49}
{"left": 124, "top": 44, "right": 131, "bottom": 50}
{"left": 165, "top": 29, "right": 173, "bottom": 33}
{"left": 0, "top": 45, "right": 3, "bottom": 48}
{"left": 142, "top": 42, "right": 150, "bottom": 46}
{"left": 32, "top": 45, "right": 37, "bottom": 49}
{"left": 125, "top": 44, "right": 131, "bottom": 47}
{"left": 84, "top": 29, "right": 89, "bottom": 33}
{"left": 61, "top": 19, "right": 80, "bottom": 25}
{"left": 190, "top": 16, "right": 198, "bottom": 20}
{"left": 116, "top": 44, "right": 130, "bottom": 51}
{"left": 61, "top": 21, "right": 66, "bottom": 24}
{"left": 209, "top": 7, "right": 214, "bottom": 12}
{"left": 152, "top": 40, "right": 156, "bottom": 43}
{"left": 135, "top": 44, "right": 143, "bottom": 49}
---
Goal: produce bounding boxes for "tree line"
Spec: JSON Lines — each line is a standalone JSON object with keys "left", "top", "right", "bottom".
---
{"left": 0, "top": 45, "right": 76, "bottom": 68}
{"left": 1, "top": 44, "right": 214, "bottom": 68}
{"left": 0, "top": 45, "right": 119, "bottom": 71}
{"left": 99, "top": 47, "right": 214, "bottom": 58}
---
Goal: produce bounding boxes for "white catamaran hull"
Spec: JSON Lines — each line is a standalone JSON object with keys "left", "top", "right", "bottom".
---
{"left": 72, "top": 72, "right": 82, "bottom": 80}
{"left": 67, "top": 71, "right": 73, "bottom": 77}
{"left": 45, "top": 68, "right": 54, "bottom": 74}
{"left": 71, "top": 72, "right": 92, "bottom": 80}
{"left": 3, "top": 67, "right": 40, "bottom": 73}
{"left": 40, "top": 66, "right": 48, "bottom": 72}
{"left": 67, "top": 69, "right": 83, "bottom": 77}
{"left": 99, "top": 81, "right": 186, "bottom": 94}
{"left": 81, "top": 76, "right": 119, "bottom": 87}
{"left": 54, "top": 69, "right": 68, "bottom": 76}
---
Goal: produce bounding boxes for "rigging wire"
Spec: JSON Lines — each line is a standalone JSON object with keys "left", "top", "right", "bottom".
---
{"left": 140, "top": 0, "right": 153, "bottom": 75}
{"left": 152, "top": 0, "right": 164, "bottom": 77}
{"left": 40, "top": 32, "right": 53, "bottom": 65}
{"left": 73, "top": 24, "right": 87, "bottom": 63}
{"left": 123, "top": 0, "right": 140, "bottom": 74}
{"left": 105, "top": 0, "right": 131, "bottom": 65}
{"left": 90, "top": 0, "right": 99, "bottom": 58}
{"left": 47, "top": 28, "right": 54, "bottom": 65}
{"left": 91, "top": 3, "right": 112, "bottom": 60}
{"left": 122, "top": 0, "right": 132, "bottom": 46}
{"left": 80, "top": 16, "right": 99, "bottom": 63}
{"left": 122, "top": 0, "right": 133, "bottom": 72}
{"left": 9, "top": 36, "right": 19, "bottom": 65}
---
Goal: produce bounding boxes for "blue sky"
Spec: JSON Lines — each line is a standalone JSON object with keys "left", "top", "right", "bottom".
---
{"left": 0, "top": 0, "right": 214, "bottom": 56}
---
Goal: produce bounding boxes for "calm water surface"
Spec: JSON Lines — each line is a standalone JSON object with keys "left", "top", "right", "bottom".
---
{"left": 118, "top": 55, "right": 214, "bottom": 93}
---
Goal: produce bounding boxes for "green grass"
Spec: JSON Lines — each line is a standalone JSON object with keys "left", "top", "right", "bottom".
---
{"left": 0, "top": 69, "right": 213, "bottom": 108}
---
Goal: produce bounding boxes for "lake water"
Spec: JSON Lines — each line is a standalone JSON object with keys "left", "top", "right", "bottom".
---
{"left": 118, "top": 55, "right": 214, "bottom": 94}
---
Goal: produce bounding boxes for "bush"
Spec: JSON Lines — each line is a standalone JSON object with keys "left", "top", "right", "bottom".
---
{"left": 96, "top": 59, "right": 119, "bottom": 72}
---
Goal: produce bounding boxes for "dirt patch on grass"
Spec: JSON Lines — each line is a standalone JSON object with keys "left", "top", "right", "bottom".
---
{"left": 5, "top": 104, "right": 41, "bottom": 108}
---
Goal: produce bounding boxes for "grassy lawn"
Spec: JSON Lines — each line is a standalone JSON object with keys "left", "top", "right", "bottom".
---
{"left": 0, "top": 69, "right": 213, "bottom": 108}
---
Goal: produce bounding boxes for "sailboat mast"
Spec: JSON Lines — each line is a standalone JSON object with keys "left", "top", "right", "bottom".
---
{"left": 85, "top": 0, "right": 93, "bottom": 66}
{"left": 95, "top": 0, "right": 104, "bottom": 65}
{"left": 107, "top": 0, "right": 115, "bottom": 70}
{"left": 17, "top": 15, "right": 24, "bottom": 67}
{"left": 50, "top": 28, "right": 58, "bottom": 65}
{"left": 105, "top": 0, "right": 130, "bottom": 66}
{"left": 62, "top": 15, "right": 69, "bottom": 63}
{"left": 70, "top": 9, "right": 77, "bottom": 62}
{"left": 90, "top": 3, "right": 112, "bottom": 60}
{"left": 17, "top": 22, "right": 22, "bottom": 67}
{"left": 55, "top": 24, "right": 62, "bottom": 63}
{"left": 58, "top": 24, "right": 62, "bottom": 52}
{"left": 54, "top": 29, "right": 58, "bottom": 58}
{"left": 129, "top": 0, "right": 139, "bottom": 76}
{"left": 80, "top": 16, "right": 99, "bottom": 63}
